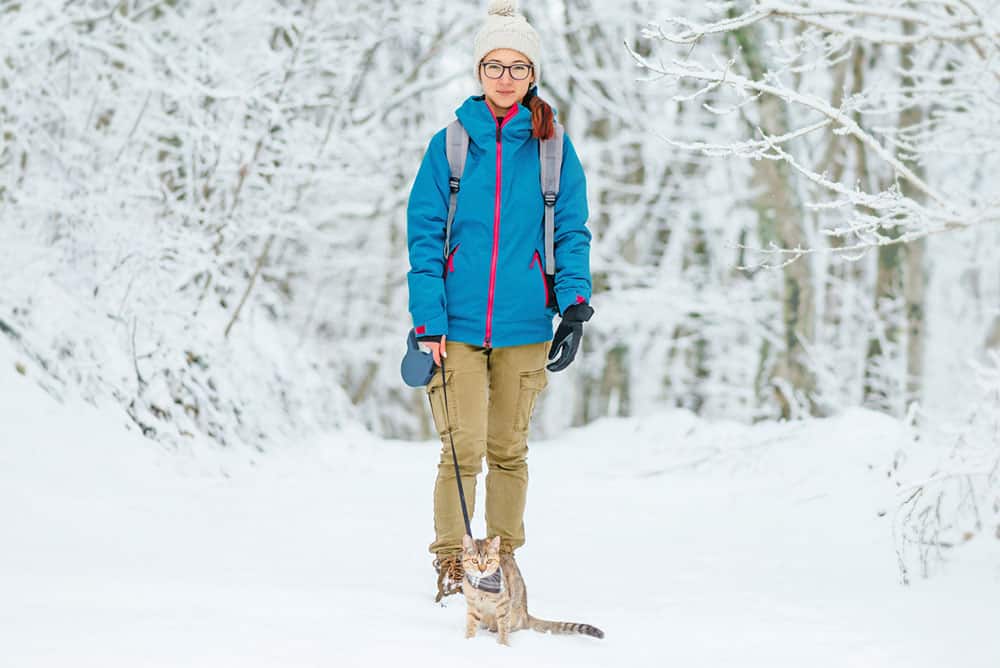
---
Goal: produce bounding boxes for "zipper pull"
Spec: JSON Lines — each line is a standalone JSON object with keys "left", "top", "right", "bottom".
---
{"left": 496, "top": 125, "right": 501, "bottom": 144}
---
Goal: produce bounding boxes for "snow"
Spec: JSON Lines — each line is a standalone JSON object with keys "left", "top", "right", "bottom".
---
{"left": 2, "top": 338, "right": 998, "bottom": 668}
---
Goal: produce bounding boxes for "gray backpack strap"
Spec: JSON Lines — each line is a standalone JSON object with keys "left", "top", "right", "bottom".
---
{"left": 444, "top": 119, "right": 469, "bottom": 261}
{"left": 539, "top": 122, "right": 564, "bottom": 276}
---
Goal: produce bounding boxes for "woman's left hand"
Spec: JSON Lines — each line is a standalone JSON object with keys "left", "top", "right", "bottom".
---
{"left": 546, "top": 303, "right": 594, "bottom": 372}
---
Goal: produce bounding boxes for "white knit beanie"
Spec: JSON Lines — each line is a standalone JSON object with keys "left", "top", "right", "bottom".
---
{"left": 472, "top": 0, "right": 541, "bottom": 87}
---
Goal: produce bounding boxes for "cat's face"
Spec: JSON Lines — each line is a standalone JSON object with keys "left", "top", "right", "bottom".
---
{"left": 461, "top": 535, "right": 501, "bottom": 577}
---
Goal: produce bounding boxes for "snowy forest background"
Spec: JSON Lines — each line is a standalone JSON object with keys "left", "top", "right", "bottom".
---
{"left": 2, "top": 1, "right": 999, "bottom": 576}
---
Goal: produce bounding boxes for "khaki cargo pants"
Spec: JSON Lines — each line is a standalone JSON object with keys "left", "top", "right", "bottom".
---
{"left": 426, "top": 340, "right": 551, "bottom": 557}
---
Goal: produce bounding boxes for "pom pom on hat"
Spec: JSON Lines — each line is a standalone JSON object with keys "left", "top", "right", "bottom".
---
{"left": 473, "top": 0, "right": 541, "bottom": 86}
{"left": 488, "top": 0, "right": 517, "bottom": 17}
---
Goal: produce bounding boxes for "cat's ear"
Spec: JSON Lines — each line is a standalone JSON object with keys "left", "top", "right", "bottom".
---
{"left": 489, "top": 536, "right": 501, "bottom": 552}
{"left": 462, "top": 534, "right": 474, "bottom": 550}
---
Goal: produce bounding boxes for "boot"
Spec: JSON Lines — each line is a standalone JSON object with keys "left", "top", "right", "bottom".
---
{"left": 433, "top": 553, "right": 465, "bottom": 602}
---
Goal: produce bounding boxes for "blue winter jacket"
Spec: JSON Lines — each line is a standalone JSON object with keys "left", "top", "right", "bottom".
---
{"left": 406, "top": 95, "right": 592, "bottom": 349}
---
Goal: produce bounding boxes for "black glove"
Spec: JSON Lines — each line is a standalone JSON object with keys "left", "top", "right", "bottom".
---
{"left": 416, "top": 334, "right": 443, "bottom": 344}
{"left": 546, "top": 302, "right": 594, "bottom": 372}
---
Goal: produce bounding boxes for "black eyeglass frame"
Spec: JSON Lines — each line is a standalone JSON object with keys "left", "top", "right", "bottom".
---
{"left": 479, "top": 60, "right": 535, "bottom": 81}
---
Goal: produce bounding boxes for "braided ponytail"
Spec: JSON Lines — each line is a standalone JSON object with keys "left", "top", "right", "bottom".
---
{"left": 522, "top": 85, "right": 555, "bottom": 141}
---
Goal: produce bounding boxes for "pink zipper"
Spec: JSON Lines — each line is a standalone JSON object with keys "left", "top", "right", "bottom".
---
{"left": 484, "top": 102, "right": 518, "bottom": 348}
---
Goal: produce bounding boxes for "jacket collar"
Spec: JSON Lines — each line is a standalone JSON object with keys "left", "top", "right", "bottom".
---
{"left": 455, "top": 95, "right": 533, "bottom": 147}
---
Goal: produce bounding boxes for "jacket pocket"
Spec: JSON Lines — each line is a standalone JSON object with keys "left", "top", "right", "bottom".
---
{"left": 513, "top": 368, "right": 548, "bottom": 433}
{"left": 426, "top": 367, "right": 459, "bottom": 437}
{"left": 529, "top": 250, "right": 552, "bottom": 308}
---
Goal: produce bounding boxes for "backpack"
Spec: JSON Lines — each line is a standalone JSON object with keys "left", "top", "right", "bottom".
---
{"left": 442, "top": 119, "right": 564, "bottom": 278}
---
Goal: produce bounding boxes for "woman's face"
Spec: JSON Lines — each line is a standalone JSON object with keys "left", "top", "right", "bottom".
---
{"left": 479, "top": 48, "right": 535, "bottom": 114}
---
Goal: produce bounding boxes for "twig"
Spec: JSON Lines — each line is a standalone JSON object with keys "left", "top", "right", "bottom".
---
{"left": 114, "top": 90, "right": 151, "bottom": 162}
{"left": 223, "top": 234, "right": 275, "bottom": 339}
{"left": 131, "top": 316, "right": 145, "bottom": 387}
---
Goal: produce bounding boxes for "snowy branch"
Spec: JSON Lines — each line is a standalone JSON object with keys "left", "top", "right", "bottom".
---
{"left": 631, "top": 0, "right": 1000, "bottom": 255}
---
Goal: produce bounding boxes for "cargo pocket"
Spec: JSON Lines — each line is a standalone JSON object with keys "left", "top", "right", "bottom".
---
{"left": 513, "top": 368, "right": 548, "bottom": 433}
{"left": 427, "top": 368, "right": 459, "bottom": 437}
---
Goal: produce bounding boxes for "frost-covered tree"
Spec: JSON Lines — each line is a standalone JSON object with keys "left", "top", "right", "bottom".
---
{"left": 0, "top": 0, "right": 480, "bottom": 445}
{"left": 629, "top": 0, "right": 1000, "bottom": 575}
{"left": 631, "top": 0, "right": 1000, "bottom": 417}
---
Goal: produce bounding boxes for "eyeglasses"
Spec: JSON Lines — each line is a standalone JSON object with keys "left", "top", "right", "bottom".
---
{"left": 480, "top": 61, "right": 533, "bottom": 81}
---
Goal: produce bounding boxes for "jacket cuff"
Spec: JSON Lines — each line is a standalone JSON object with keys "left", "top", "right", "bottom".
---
{"left": 413, "top": 311, "right": 448, "bottom": 338}
{"left": 556, "top": 291, "right": 590, "bottom": 317}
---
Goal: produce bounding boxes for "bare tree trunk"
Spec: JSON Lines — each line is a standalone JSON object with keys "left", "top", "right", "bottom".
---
{"left": 864, "top": 227, "right": 902, "bottom": 410}
{"left": 903, "top": 234, "right": 926, "bottom": 406}
{"left": 731, "top": 22, "right": 816, "bottom": 418}
{"left": 899, "top": 23, "right": 927, "bottom": 409}
{"left": 865, "top": 25, "right": 927, "bottom": 414}
{"left": 985, "top": 316, "right": 1000, "bottom": 350}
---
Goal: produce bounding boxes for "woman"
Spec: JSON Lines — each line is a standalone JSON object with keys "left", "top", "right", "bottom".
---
{"left": 406, "top": 0, "right": 593, "bottom": 600}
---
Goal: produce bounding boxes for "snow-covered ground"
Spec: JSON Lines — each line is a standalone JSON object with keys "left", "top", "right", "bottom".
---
{"left": 2, "top": 338, "right": 998, "bottom": 668}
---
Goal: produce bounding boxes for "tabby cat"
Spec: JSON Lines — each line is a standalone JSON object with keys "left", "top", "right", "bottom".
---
{"left": 460, "top": 535, "right": 604, "bottom": 644}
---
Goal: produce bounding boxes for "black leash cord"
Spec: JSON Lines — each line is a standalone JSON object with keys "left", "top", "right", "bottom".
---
{"left": 440, "top": 354, "right": 472, "bottom": 538}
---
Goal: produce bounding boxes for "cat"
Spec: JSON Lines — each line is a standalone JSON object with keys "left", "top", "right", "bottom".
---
{"left": 460, "top": 534, "right": 604, "bottom": 644}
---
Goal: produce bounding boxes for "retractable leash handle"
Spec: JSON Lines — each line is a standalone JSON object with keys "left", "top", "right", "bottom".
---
{"left": 400, "top": 328, "right": 437, "bottom": 387}
{"left": 440, "top": 355, "right": 473, "bottom": 538}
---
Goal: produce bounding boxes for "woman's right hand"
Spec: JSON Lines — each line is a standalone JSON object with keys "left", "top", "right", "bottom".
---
{"left": 420, "top": 334, "right": 448, "bottom": 366}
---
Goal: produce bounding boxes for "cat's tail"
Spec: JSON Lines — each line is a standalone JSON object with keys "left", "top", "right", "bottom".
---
{"left": 527, "top": 615, "right": 604, "bottom": 639}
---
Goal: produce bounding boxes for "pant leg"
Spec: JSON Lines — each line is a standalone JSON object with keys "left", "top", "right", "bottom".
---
{"left": 484, "top": 340, "right": 551, "bottom": 552}
{"left": 427, "top": 341, "right": 489, "bottom": 556}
